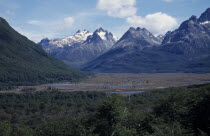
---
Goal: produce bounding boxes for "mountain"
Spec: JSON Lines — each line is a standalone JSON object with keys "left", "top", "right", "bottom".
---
{"left": 113, "top": 27, "right": 161, "bottom": 49}
{"left": 39, "top": 30, "right": 92, "bottom": 54}
{"left": 156, "top": 35, "right": 165, "bottom": 43}
{"left": 161, "top": 13, "right": 210, "bottom": 55}
{"left": 0, "top": 17, "right": 85, "bottom": 89}
{"left": 82, "top": 8, "right": 210, "bottom": 73}
{"left": 39, "top": 28, "right": 117, "bottom": 67}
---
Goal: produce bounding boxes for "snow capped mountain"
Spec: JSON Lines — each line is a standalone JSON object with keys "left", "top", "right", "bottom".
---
{"left": 39, "top": 28, "right": 118, "bottom": 67}
{"left": 95, "top": 28, "right": 107, "bottom": 40}
{"left": 86, "top": 28, "right": 118, "bottom": 43}
{"left": 46, "top": 30, "right": 92, "bottom": 48}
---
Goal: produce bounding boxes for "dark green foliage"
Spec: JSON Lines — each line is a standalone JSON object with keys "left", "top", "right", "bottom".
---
{"left": 0, "top": 17, "right": 86, "bottom": 90}
{"left": 93, "top": 95, "right": 137, "bottom": 136}
{"left": 188, "top": 93, "right": 210, "bottom": 135}
{"left": 0, "top": 84, "right": 209, "bottom": 135}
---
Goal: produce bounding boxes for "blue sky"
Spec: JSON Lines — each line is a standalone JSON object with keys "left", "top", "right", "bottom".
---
{"left": 0, "top": 0, "right": 209, "bottom": 42}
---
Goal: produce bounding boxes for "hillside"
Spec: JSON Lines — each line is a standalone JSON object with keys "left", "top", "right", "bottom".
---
{"left": 0, "top": 17, "right": 85, "bottom": 89}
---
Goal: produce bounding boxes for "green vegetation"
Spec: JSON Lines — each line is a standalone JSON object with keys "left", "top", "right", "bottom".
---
{"left": 0, "top": 17, "right": 86, "bottom": 90}
{"left": 0, "top": 84, "right": 209, "bottom": 135}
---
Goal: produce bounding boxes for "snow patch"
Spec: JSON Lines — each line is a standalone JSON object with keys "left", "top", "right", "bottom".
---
{"left": 49, "top": 30, "right": 92, "bottom": 48}
{"left": 200, "top": 21, "right": 210, "bottom": 25}
{"left": 97, "top": 31, "right": 107, "bottom": 40}
{"left": 113, "top": 35, "right": 119, "bottom": 41}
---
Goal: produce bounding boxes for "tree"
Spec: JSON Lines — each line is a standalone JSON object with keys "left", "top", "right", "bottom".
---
{"left": 93, "top": 95, "right": 137, "bottom": 136}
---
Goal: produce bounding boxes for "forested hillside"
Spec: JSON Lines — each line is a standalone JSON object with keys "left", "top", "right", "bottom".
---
{"left": 0, "top": 17, "right": 85, "bottom": 90}
{"left": 0, "top": 84, "right": 209, "bottom": 135}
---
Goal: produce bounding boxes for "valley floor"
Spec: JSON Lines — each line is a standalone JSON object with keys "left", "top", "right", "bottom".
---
{"left": 17, "top": 73, "right": 210, "bottom": 92}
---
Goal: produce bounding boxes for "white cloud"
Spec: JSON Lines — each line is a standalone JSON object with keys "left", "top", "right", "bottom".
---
{"left": 5, "top": 10, "right": 14, "bottom": 15}
{"left": 27, "top": 20, "right": 42, "bottom": 26}
{"left": 58, "top": 16, "right": 74, "bottom": 30}
{"left": 27, "top": 16, "right": 74, "bottom": 30}
{"left": 64, "top": 16, "right": 74, "bottom": 25}
{"left": 163, "top": 0, "right": 173, "bottom": 2}
{"left": 97, "top": 0, "right": 178, "bottom": 35}
{"left": 16, "top": 16, "right": 75, "bottom": 42}
{"left": 97, "top": 0, "right": 137, "bottom": 18}
{"left": 22, "top": 16, "right": 75, "bottom": 42}
{"left": 126, "top": 12, "right": 178, "bottom": 35}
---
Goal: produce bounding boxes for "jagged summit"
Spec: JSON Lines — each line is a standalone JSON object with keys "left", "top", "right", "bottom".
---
{"left": 93, "top": 28, "right": 108, "bottom": 40}
{"left": 189, "top": 15, "right": 197, "bottom": 21}
{"left": 39, "top": 30, "right": 92, "bottom": 48}
{"left": 114, "top": 27, "right": 161, "bottom": 49}
{"left": 95, "top": 27, "right": 106, "bottom": 32}
{"left": 75, "top": 29, "right": 90, "bottom": 34}
{"left": 86, "top": 28, "right": 117, "bottom": 42}
{"left": 199, "top": 8, "right": 210, "bottom": 22}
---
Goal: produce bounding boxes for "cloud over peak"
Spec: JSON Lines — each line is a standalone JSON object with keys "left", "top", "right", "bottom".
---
{"left": 97, "top": 0, "right": 137, "bottom": 18}
{"left": 126, "top": 12, "right": 178, "bottom": 35}
{"left": 97, "top": 0, "right": 178, "bottom": 35}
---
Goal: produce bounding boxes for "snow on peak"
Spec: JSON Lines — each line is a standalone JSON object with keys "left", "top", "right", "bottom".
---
{"left": 71, "top": 30, "right": 92, "bottom": 42}
{"left": 200, "top": 21, "right": 210, "bottom": 25}
{"left": 113, "top": 35, "right": 119, "bottom": 41}
{"left": 94, "top": 27, "right": 108, "bottom": 40}
{"left": 40, "top": 28, "right": 118, "bottom": 48}
{"left": 97, "top": 31, "right": 107, "bottom": 40}
{"left": 49, "top": 30, "right": 92, "bottom": 47}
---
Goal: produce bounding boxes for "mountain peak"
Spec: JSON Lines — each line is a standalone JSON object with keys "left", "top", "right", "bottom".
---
{"left": 75, "top": 30, "right": 89, "bottom": 34}
{"left": 114, "top": 26, "right": 161, "bottom": 49}
{"left": 40, "top": 38, "right": 49, "bottom": 42}
{"left": 128, "top": 27, "right": 136, "bottom": 32}
{"left": 93, "top": 28, "right": 108, "bottom": 40}
{"left": 199, "top": 7, "right": 210, "bottom": 22}
{"left": 189, "top": 15, "right": 197, "bottom": 21}
{"left": 136, "top": 27, "right": 142, "bottom": 31}
{"left": 96, "top": 27, "right": 106, "bottom": 32}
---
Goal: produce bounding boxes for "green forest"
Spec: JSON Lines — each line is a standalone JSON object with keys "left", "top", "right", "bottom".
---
{"left": 0, "top": 84, "right": 209, "bottom": 136}
{"left": 0, "top": 17, "right": 86, "bottom": 90}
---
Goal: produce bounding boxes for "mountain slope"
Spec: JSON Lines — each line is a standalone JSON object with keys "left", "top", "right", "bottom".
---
{"left": 39, "top": 28, "right": 117, "bottom": 67}
{"left": 113, "top": 27, "right": 161, "bottom": 49}
{"left": 82, "top": 8, "right": 210, "bottom": 73}
{"left": 0, "top": 17, "right": 85, "bottom": 89}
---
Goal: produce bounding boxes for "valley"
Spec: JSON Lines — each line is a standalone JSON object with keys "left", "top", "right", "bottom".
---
{"left": 0, "top": 3, "right": 210, "bottom": 135}
{"left": 16, "top": 73, "right": 210, "bottom": 93}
